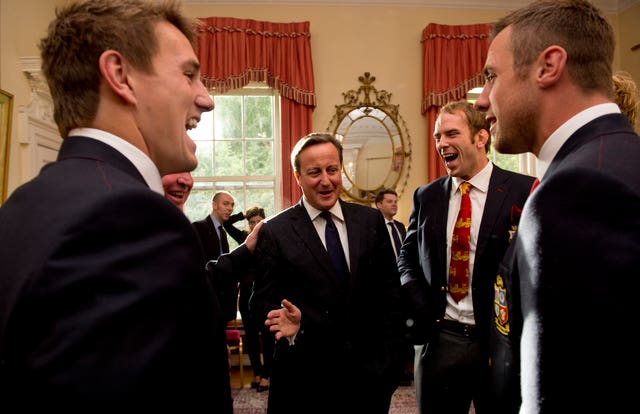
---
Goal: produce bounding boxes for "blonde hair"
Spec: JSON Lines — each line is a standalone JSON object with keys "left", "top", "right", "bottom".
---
{"left": 613, "top": 71, "right": 639, "bottom": 127}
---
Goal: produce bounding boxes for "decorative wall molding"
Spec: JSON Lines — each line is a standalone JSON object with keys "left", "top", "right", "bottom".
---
{"left": 18, "top": 56, "right": 60, "bottom": 181}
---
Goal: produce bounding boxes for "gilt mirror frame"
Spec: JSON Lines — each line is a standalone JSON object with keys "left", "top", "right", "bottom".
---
{"left": 0, "top": 89, "right": 13, "bottom": 204}
{"left": 327, "top": 72, "right": 411, "bottom": 204}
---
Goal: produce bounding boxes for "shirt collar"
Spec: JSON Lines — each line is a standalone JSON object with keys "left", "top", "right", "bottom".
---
{"left": 451, "top": 160, "right": 493, "bottom": 194}
{"left": 68, "top": 127, "right": 163, "bottom": 195}
{"left": 537, "top": 103, "right": 620, "bottom": 179}
{"left": 302, "top": 195, "right": 345, "bottom": 222}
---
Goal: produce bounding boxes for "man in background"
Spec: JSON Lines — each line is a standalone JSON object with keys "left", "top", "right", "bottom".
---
{"left": 193, "top": 190, "right": 240, "bottom": 322}
{"left": 375, "top": 188, "right": 406, "bottom": 259}
{"left": 224, "top": 206, "right": 274, "bottom": 392}
{"left": 398, "top": 100, "right": 534, "bottom": 414}
{"left": 473, "top": 1, "right": 640, "bottom": 412}
{"left": 162, "top": 171, "right": 194, "bottom": 212}
{"left": 374, "top": 187, "right": 413, "bottom": 386}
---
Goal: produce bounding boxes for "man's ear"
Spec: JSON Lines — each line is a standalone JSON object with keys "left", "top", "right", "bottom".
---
{"left": 476, "top": 128, "right": 489, "bottom": 149}
{"left": 536, "top": 45, "right": 567, "bottom": 89}
{"left": 99, "top": 50, "right": 137, "bottom": 105}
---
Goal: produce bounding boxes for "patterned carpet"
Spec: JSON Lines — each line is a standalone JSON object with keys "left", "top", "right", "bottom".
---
{"left": 232, "top": 385, "right": 418, "bottom": 413}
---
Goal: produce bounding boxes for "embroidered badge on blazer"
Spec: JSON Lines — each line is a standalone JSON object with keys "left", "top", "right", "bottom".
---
{"left": 493, "top": 274, "right": 510, "bottom": 335}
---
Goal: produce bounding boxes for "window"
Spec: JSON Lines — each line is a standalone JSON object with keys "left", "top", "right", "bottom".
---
{"left": 185, "top": 85, "right": 281, "bottom": 247}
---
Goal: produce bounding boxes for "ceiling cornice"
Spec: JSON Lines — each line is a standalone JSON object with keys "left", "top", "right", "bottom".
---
{"left": 184, "top": 0, "right": 640, "bottom": 14}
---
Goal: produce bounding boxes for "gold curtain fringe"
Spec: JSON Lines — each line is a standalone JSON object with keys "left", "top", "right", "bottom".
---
{"left": 420, "top": 32, "right": 489, "bottom": 43}
{"left": 202, "top": 68, "right": 317, "bottom": 107}
{"left": 421, "top": 72, "right": 485, "bottom": 113}
{"left": 201, "top": 24, "right": 311, "bottom": 39}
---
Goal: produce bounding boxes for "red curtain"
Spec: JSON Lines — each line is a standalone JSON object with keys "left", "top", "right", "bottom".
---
{"left": 196, "top": 17, "right": 316, "bottom": 208}
{"left": 421, "top": 23, "right": 492, "bottom": 182}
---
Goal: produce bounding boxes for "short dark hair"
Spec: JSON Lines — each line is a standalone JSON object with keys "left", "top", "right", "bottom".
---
{"left": 290, "top": 133, "right": 343, "bottom": 174}
{"left": 375, "top": 188, "right": 397, "bottom": 204}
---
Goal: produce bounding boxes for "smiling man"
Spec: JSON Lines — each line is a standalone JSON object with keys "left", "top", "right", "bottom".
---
{"left": 250, "top": 132, "right": 409, "bottom": 414}
{"left": 397, "top": 100, "right": 534, "bottom": 414}
{"left": 473, "top": 1, "right": 640, "bottom": 412}
{"left": 162, "top": 171, "right": 194, "bottom": 211}
{"left": 0, "top": 0, "right": 233, "bottom": 410}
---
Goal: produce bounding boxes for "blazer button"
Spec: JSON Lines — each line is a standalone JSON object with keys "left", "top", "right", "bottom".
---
{"left": 440, "top": 285, "right": 446, "bottom": 292}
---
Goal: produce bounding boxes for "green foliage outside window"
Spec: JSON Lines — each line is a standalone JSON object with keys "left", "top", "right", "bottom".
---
{"left": 184, "top": 88, "right": 279, "bottom": 248}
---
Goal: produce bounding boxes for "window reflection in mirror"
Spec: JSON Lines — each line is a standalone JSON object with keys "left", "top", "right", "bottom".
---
{"left": 327, "top": 73, "right": 411, "bottom": 204}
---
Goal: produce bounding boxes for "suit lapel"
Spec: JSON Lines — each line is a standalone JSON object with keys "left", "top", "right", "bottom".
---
{"left": 476, "top": 166, "right": 509, "bottom": 265}
{"left": 341, "top": 200, "right": 360, "bottom": 278}
{"left": 288, "top": 201, "right": 339, "bottom": 282}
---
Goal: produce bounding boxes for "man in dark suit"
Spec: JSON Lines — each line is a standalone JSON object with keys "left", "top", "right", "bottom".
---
{"left": 251, "top": 132, "right": 408, "bottom": 414}
{"left": 193, "top": 190, "right": 240, "bottom": 322}
{"left": 473, "top": 1, "right": 640, "bottom": 412}
{"left": 374, "top": 187, "right": 413, "bottom": 385}
{"left": 0, "top": 0, "right": 239, "bottom": 410}
{"left": 375, "top": 188, "right": 407, "bottom": 258}
{"left": 398, "top": 100, "right": 534, "bottom": 414}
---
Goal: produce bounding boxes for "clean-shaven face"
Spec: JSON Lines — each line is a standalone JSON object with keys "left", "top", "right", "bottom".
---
{"left": 434, "top": 110, "right": 487, "bottom": 181}
{"left": 376, "top": 194, "right": 398, "bottom": 220}
{"left": 213, "top": 193, "right": 235, "bottom": 224}
{"left": 295, "top": 142, "right": 343, "bottom": 211}
{"left": 131, "top": 21, "right": 214, "bottom": 176}
{"left": 162, "top": 172, "right": 194, "bottom": 210}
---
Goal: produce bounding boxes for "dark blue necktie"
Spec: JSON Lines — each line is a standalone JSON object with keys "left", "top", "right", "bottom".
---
{"left": 320, "top": 211, "right": 348, "bottom": 285}
{"left": 218, "top": 225, "right": 229, "bottom": 255}
{"left": 388, "top": 222, "right": 402, "bottom": 259}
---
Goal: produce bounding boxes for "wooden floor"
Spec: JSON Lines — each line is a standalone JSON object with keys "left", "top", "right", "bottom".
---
{"left": 230, "top": 364, "right": 256, "bottom": 389}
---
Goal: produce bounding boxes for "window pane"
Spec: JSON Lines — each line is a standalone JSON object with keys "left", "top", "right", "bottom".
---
{"left": 245, "top": 96, "right": 273, "bottom": 138}
{"left": 245, "top": 185, "right": 276, "bottom": 217}
{"left": 246, "top": 140, "right": 274, "bottom": 175}
{"left": 185, "top": 86, "right": 279, "bottom": 228}
{"left": 185, "top": 183, "right": 213, "bottom": 223}
{"left": 193, "top": 140, "right": 213, "bottom": 177}
{"left": 214, "top": 96, "right": 242, "bottom": 139}
{"left": 215, "top": 141, "right": 243, "bottom": 176}
{"left": 491, "top": 151, "right": 520, "bottom": 173}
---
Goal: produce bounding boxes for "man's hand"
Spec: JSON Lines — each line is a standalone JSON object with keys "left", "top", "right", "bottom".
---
{"left": 244, "top": 219, "right": 264, "bottom": 253}
{"left": 265, "top": 299, "right": 301, "bottom": 341}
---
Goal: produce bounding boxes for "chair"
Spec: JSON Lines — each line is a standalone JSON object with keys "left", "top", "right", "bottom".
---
{"left": 226, "top": 319, "right": 245, "bottom": 388}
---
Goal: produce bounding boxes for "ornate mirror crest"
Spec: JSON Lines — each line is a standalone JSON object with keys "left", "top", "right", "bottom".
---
{"left": 327, "top": 72, "right": 411, "bottom": 204}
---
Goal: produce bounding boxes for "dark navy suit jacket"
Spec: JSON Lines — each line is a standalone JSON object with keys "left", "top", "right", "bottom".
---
{"left": 0, "top": 137, "right": 233, "bottom": 410}
{"left": 251, "top": 198, "right": 408, "bottom": 414}
{"left": 193, "top": 214, "right": 239, "bottom": 322}
{"left": 514, "top": 114, "right": 640, "bottom": 413}
{"left": 398, "top": 164, "right": 534, "bottom": 352}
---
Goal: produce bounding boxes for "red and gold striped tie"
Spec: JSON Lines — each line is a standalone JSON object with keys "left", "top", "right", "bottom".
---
{"left": 449, "top": 182, "right": 471, "bottom": 302}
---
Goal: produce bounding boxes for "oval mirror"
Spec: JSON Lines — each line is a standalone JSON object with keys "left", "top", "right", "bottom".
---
{"left": 327, "top": 72, "right": 411, "bottom": 204}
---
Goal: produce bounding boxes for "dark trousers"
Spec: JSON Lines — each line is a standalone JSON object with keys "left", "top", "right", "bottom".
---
{"left": 239, "top": 283, "right": 274, "bottom": 379}
{"left": 415, "top": 329, "right": 490, "bottom": 414}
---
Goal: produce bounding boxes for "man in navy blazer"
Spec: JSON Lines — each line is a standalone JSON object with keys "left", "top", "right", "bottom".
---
{"left": 251, "top": 133, "right": 408, "bottom": 414}
{"left": 193, "top": 190, "right": 240, "bottom": 322}
{"left": 0, "top": 1, "right": 237, "bottom": 410}
{"left": 474, "top": 1, "right": 640, "bottom": 412}
{"left": 398, "top": 100, "right": 534, "bottom": 414}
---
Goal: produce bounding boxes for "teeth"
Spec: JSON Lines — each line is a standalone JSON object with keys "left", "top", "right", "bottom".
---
{"left": 186, "top": 118, "right": 198, "bottom": 130}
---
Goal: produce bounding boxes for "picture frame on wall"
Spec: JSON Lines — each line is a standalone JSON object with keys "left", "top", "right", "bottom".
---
{"left": 0, "top": 88, "right": 14, "bottom": 204}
